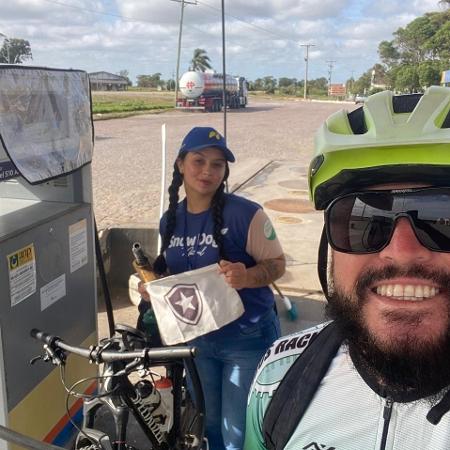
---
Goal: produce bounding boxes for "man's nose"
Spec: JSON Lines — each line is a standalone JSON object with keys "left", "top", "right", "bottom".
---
{"left": 379, "top": 217, "right": 433, "bottom": 263}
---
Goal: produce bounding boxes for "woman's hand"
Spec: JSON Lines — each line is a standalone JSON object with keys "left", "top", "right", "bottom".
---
{"left": 218, "top": 260, "right": 248, "bottom": 289}
{"left": 138, "top": 281, "right": 151, "bottom": 302}
{"left": 219, "top": 256, "right": 286, "bottom": 290}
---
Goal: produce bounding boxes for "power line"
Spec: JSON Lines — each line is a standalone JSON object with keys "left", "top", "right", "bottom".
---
{"left": 41, "top": 0, "right": 148, "bottom": 23}
{"left": 195, "top": 0, "right": 298, "bottom": 43}
{"left": 41, "top": 0, "right": 300, "bottom": 44}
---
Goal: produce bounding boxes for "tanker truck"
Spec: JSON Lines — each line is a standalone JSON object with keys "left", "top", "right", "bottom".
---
{"left": 177, "top": 70, "right": 248, "bottom": 112}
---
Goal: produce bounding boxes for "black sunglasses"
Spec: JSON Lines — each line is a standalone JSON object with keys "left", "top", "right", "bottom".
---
{"left": 325, "top": 187, "right": 450, "bottom": 254}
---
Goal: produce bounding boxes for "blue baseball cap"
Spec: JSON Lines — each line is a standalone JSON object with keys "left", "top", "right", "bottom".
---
{"left": 178, "top": 127, "right": 235, "bottom": 162}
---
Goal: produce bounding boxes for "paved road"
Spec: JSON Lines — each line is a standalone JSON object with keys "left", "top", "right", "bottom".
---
{"left": 92, "top": 98, "right": 352, "bottom": 230}
{"left": 94, "top": 98, "right": 356, "bottom": 337}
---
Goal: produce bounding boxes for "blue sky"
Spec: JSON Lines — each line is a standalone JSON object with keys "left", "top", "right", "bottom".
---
{"left": 0, "top": 0, "right": 443, "bottom": 85}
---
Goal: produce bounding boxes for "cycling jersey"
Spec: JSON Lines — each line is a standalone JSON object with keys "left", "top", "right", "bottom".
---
{"left": 244, "top": 322, "right": 450, "bottom": 450}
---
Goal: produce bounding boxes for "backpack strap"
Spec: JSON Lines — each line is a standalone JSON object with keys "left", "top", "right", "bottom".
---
{"left": 262, "top": 322, "right": 343, "bottom": 450}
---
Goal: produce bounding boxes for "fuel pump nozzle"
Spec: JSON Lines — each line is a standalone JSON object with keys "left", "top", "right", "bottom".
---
{"left": 132, "top": 242, "right": 157, "bottom": 283}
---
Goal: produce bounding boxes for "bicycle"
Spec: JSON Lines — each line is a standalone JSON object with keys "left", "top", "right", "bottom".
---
{"left": 30, "top": 324, "right": 205, "bottom": 450}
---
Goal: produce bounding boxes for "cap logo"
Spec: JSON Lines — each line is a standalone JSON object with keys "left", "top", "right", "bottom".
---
{"left": 208, "top": 131, "right": 222, "bottom": 140}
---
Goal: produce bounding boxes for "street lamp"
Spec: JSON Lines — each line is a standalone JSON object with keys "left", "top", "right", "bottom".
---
{"left": 0, "top": 33, "right": 10, "bottom": 64}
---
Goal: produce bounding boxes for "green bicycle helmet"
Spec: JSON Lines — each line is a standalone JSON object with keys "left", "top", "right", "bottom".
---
{"left": 309, "top": 86, "right": 450, "bottom": 210}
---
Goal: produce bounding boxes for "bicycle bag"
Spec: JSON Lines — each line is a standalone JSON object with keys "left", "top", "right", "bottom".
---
{"left": 262, "top": 321, "right": 343, "bottom": 450}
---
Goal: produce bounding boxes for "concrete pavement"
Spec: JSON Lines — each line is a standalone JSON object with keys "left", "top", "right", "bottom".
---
{"left": 100, "top": 158, "right": 327, "bottom": 338}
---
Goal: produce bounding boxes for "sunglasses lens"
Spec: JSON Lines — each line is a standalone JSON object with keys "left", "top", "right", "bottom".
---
{"left": 328, "top": 194, "right": 394, "bottom": 253}
{"left": 327, "top": 189, "right": 450, "bottom": 253}
{"left": 408, "top": 193, "right": 450, "bottom": 251}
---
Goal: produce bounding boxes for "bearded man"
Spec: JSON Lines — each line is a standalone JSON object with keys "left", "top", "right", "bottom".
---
{"left": 244, "top": 86, "right": 450, "bottom": 450}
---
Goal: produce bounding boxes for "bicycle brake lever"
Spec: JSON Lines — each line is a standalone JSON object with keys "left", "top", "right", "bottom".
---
{"left": 29, "top": 354, "right": 44, "bottom": 365}
{"left": 43, "top": 344, "right": 66, "bottom": 366}
{"left": 115, "top": 358, "right": 142, "bottom": 377}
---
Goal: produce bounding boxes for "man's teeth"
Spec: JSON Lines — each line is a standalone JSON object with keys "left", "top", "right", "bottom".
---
{"left": 376, "top": 284, "right": 439, "bottom": 300}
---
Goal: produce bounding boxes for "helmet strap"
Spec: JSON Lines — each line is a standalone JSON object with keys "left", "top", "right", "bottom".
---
{"left": 318, "top": 225, "right": 329, "bottom": 300}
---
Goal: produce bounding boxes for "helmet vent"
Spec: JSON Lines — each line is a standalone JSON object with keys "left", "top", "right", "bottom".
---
{"left": 392, "top": 93, "right": 422, "bottom": 113}
{"left": 442, "top": 110, "right": 450, "bottom": 129}
{"left": 347, "top": 107, "right": 367, "bottom": 134}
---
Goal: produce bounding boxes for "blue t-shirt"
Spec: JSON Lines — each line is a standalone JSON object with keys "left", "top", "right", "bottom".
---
{"left": 160, "top": 193, "right": 275, "bottom": 336}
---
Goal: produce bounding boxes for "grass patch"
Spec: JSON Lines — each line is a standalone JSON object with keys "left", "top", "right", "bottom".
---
{"left": 91, "top": 90, "right": 174, "bottom": 115}
{"left": 93, "top": 101, "right": 171, "bottom": 114}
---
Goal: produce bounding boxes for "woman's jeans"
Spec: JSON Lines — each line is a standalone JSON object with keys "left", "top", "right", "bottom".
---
{"left": 189, "top": 308, "right": 280, "bottom": 450}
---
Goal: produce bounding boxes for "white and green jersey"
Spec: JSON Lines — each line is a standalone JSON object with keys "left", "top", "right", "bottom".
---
{"left": 244, "top": 323, "right": 450, "bottom": 450}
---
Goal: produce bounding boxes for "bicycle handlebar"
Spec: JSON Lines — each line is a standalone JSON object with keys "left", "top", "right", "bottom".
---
{"left": 30, "top": 329, "right": 196, "bottom": 364}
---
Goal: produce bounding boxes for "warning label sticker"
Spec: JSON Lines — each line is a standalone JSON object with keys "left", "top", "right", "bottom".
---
{"left": 7, "top": 244, "right": 37, "bottom": 306}
{"left": 69, "top": 219, "right": 88, "bottom": 273}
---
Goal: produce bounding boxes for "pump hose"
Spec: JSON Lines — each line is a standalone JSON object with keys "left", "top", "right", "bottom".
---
{"left": 94, "top": 218, "right": 115, "bottom": 337}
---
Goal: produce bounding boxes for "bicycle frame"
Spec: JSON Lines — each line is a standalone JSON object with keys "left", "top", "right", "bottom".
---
{"left": 30, "top": 327, "right": 205, "bottom": 450}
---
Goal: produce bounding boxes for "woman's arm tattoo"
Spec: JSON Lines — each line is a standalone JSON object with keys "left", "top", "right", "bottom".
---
{"left": 247, "top": 256, "right": 286, "bottom": 288}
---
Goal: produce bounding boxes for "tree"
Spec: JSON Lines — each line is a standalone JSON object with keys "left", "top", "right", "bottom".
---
{"left": 378, "top": 40, "right": 400, "bottom": 69}
{"left": 190, "top": 48, "right": 212, "bottom": 72}
{"left": 395, "top": 65, "right": 421, "bottom": 92}
{"left": 352, "top": 70, "right": 372, "bottom": 95}
{"left": 250, "top": 78, "right": 264, "bottom": 91}
{"left": 136, "top": 73, "right": 164, "bottom": 89}
{"left": 375, "top": 9, "right": 450, "bottom": 92}
{"left": 262, "top": 76, "right": 277, "bottom": 93}
{"left": 428, "top": 19, "right": 450, "bottom": 61}
{"left": 117, "top": 70, "right": 132, "bottom": 87}
{"left": 0, "top": 38, "right": 32, "bottom": 64}
{"left": 308, "top": 77, "right": 328, "bottom": 95}
{"left": 166, "top": 79, "right": 176, "bottom": 91}
{"left": 418, "top": 60, "right": 443, "bottom": 87}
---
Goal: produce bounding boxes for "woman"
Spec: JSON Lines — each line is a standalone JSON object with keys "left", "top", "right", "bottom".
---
{"left": 139, "top": 126, "right": 285, "bottom": 450}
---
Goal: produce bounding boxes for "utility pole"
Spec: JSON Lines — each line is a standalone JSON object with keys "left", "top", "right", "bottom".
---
{"left": 170, "top": 0, "right": 197, "bottom": 107}
{"left": 300, "top": 44, "right": 315, "bottom": 100}
{"left": 326, "top": 60, "right": 336, "bottom": 95}
{"left": 221, "top": 0, "right": 227, "bottom": 140}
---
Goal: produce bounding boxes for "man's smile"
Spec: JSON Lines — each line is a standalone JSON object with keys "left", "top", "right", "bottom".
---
{"left": 373, "top": 283, "right": 440, "bottom": 301}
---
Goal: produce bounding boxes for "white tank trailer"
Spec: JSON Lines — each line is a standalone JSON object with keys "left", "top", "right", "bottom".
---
{"left": 177, "top": 71, "right": 248, "bottom": 112}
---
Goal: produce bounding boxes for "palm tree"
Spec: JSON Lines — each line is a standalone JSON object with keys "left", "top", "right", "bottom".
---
{"left": 190, "top": 48, "right": 212, "bottom": 72}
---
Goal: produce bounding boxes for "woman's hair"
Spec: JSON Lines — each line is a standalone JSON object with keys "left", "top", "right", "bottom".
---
{"left": 153, "top": 154, "right": 230, "bottom": 275}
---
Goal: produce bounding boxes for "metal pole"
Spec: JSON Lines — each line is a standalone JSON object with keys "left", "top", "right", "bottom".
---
{"left": 326, "top": 60, "right": 335, "bottom": 96}
{"left": 221, "top": 0, "right": 227, "bottom": 140}
{"left": 0, "top": 424, "right": 65, "bottom": 450}
{"left": 300, "top": 44, "right": 315, "bottom": 100}
{"left": 171, "top": 0, "right": 197, "bottom": 107}
{"left": 158, "top": 123, "right": 167, "bottom": 253}
{"left": 174, "top": 0, "right": 185, "bottom": 108}
{"left": 303, "top": 46, "right": 309, "bottom": 100}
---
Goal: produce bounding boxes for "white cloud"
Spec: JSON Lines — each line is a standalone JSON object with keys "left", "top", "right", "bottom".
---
{"left": 0, "top": 0, "right": 445, "bottom": 83}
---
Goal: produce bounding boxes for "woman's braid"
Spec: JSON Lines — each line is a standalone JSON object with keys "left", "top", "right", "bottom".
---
{"left": 211, "top": 165, "right": 229, "bottom": 260}
{"left": 153, "top": 163, "right": 183, "bottom": 274}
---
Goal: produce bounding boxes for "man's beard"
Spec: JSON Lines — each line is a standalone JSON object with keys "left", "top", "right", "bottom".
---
{"left": 327, "top": 263, "right": 450, "bottom": 401}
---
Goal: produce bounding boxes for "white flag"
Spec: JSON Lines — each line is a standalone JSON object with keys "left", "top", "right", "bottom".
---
{"left": 146, "top": 263, "right": 244, "bottom": 345}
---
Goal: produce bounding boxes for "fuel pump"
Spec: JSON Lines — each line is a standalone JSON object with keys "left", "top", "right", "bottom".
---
{"left": 0, "top": 65, "right": 97, "bottom": 447}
